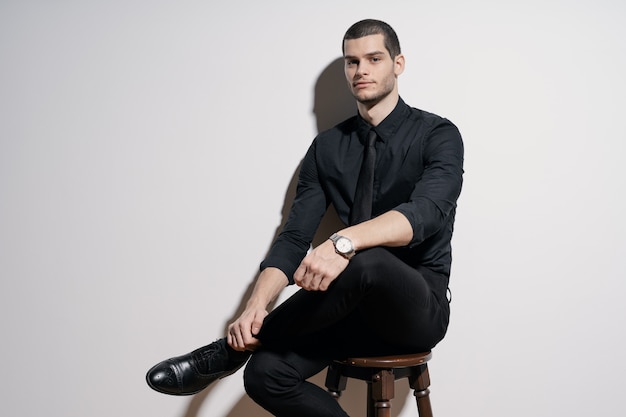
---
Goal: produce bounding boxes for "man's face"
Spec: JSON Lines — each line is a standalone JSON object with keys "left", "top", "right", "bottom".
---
{"left": 343, "top": 34, "right": 403, "bottom": 105}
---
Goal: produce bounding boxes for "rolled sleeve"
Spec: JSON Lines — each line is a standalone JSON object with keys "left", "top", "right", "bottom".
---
{"left": 260, "top": 140, "right": 329, "bottom": 284}
{"left": 394, "top": 122, "right": 464, "bottom": 247}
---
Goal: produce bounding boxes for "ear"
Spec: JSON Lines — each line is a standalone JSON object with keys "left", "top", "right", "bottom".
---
{"left": 394, "top": 54, "right": 405, "bottom": 76}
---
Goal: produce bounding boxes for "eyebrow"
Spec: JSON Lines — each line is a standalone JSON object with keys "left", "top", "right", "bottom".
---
{"left": 344, "top": 50, "right": 386, "bottom": 60}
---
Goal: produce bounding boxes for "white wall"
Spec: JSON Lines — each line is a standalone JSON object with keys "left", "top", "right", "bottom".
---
{"left": 1, "top": 1, "right": 625, "bottom": 416}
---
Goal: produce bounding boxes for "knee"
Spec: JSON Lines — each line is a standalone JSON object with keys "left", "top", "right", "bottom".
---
{"left": 349, "top": 247, "right": 389, "bottom": 271}
{"left": 340, "top": 247, "right": 390, "bottom": 289}
{"left": 243, "top": 351, "right": 301, "bottom": 402}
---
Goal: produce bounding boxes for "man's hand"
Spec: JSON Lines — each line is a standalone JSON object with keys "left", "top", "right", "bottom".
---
{"left": 227, "top": 306, "right": 267, "bottom": 351}
{"left": 294, "top": 239, "right": 349, "bottom": 291}
{"left": 226, "top": 267, "right": 289, "bottom": 352}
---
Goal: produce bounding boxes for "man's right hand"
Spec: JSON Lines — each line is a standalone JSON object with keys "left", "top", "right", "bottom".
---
{"left": 226, "top": 267, "right": 289, "bottom": 352}
{"left": 227, "top": 306, "right": 267, "bottom": 352}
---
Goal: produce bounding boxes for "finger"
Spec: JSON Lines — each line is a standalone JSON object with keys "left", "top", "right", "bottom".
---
{"left": 228, "top": 328, "right": 237, "bottom": 349}
{"left": 309, "top": 275, "right": 319, "bottom": 291}
{"left": 245, "top": 336, "right": 262, "bottom": 351}
{"left": 231, "top": 324, "right": 245, "bottom": 350}
{"left": 251, "top": 320, "right": 263, "bottom": 336}
{"left": 293, "top": 264, "right": 306, "bottom": 285}
{"left": 305, "top": 272, "right": 323, "bottom": 291}
{"left": 297, "top": 268, "right": 312, "bottom": 289}
{"left": 227, "top": 324, "right": 238, "bottom": 348}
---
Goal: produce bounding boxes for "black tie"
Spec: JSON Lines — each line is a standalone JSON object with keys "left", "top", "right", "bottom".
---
{"left": 350, "top": 129, "right": 378, "bottom": 225}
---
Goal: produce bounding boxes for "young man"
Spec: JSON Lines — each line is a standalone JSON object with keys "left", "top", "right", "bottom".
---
{"left": 147, "top": 19, "right": 464, "bottom": 417}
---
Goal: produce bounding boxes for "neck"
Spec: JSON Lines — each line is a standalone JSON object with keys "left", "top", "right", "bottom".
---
{"left": 356, "top": 89, "right": 399, "bottom": 126}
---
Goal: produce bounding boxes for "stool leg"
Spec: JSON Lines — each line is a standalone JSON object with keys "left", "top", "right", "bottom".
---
{"left": 409, "top": 364, "right": 433, "bottom": 417}
{"left": 325, "top": 363, "right": 347, "bottom": 400}
{"left": 369, "top": 369, "right": 394, "bottom": 417}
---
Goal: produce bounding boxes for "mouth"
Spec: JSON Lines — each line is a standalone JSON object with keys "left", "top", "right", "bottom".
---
{"left": 353, "top": 80, "right": 373, "bottom": 89}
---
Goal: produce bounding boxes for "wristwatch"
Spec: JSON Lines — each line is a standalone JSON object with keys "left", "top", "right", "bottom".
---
{"left": 329, "top": 233, "right": 356, "bottom": 259}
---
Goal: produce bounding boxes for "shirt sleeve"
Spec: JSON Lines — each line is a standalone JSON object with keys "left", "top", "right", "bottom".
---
{"left": 260, "top": 139, "right": 329, "bottom": 284}
{"left": 393, "top": 120, "right": 464, "bottom": 247}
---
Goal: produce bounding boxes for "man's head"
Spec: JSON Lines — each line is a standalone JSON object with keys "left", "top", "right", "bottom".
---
{"left": 342, "top": 19, "right": 401, "bottom": 60}
{"left": 342, "top": 19, "right": 405, "bottom": 109}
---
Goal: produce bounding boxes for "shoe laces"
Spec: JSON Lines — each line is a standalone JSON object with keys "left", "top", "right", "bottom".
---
{"left": 191, "top": 340, "right": 227, "bottom": 374}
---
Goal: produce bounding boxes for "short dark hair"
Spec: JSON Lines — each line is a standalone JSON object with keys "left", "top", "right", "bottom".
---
{"left": 342, "top": 19, "right": 401, "bottom": 58}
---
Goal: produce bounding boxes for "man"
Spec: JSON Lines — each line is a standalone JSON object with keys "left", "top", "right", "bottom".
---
{"left": 147, "top": 19, "right": 463, "bottom": 417}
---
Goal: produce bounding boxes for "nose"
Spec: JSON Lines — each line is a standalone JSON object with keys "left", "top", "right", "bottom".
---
{"left": 354, "top": 63, "right": 370, "bottom": 78}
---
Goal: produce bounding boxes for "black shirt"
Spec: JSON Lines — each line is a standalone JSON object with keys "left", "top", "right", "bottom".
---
{"left": 261, "top": 98, "right": 464, "bottom": 289}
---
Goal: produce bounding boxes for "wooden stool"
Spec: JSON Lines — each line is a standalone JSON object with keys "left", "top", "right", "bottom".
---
{"left": 325, "top": 351, "right": 433, "bottom": 417}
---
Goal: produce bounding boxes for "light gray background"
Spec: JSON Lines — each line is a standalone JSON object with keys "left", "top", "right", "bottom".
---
{"left": 1, "top": 1, "right": 625, "bottom": 416}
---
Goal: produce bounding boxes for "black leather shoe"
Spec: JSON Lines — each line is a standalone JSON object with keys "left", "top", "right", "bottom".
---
{"left": 146, "top": 338, "right": 251, "bottom": 395}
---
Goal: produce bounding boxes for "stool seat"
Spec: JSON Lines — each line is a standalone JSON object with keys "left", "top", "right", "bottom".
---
{"left": 344, "top": 351, "right": 432, "bottom": 367}
{"left": 325, "top": 351, "right": 433, "bottom": 417}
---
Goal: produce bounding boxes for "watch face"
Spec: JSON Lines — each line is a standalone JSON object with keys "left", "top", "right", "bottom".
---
{"left": 336, "top": 237, "right": 352, "bottom": 253}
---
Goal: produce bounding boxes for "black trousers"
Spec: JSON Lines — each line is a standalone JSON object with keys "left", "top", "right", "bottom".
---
{"left": 244, "top": 247, "right": 450, "bottom": 417}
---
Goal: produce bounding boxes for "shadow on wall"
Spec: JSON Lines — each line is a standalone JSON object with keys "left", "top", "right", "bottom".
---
{"left": 179, "top": 57, "right": 412, "bottom": 417}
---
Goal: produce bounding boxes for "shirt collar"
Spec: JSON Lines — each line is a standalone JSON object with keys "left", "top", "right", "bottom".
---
{"left": 356, "top": 97, "right": 410, "bottom": 144}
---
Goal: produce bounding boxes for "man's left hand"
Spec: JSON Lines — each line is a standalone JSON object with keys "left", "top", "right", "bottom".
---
{"left": 294, "top": 240, "right": 349, "bottom": 291}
